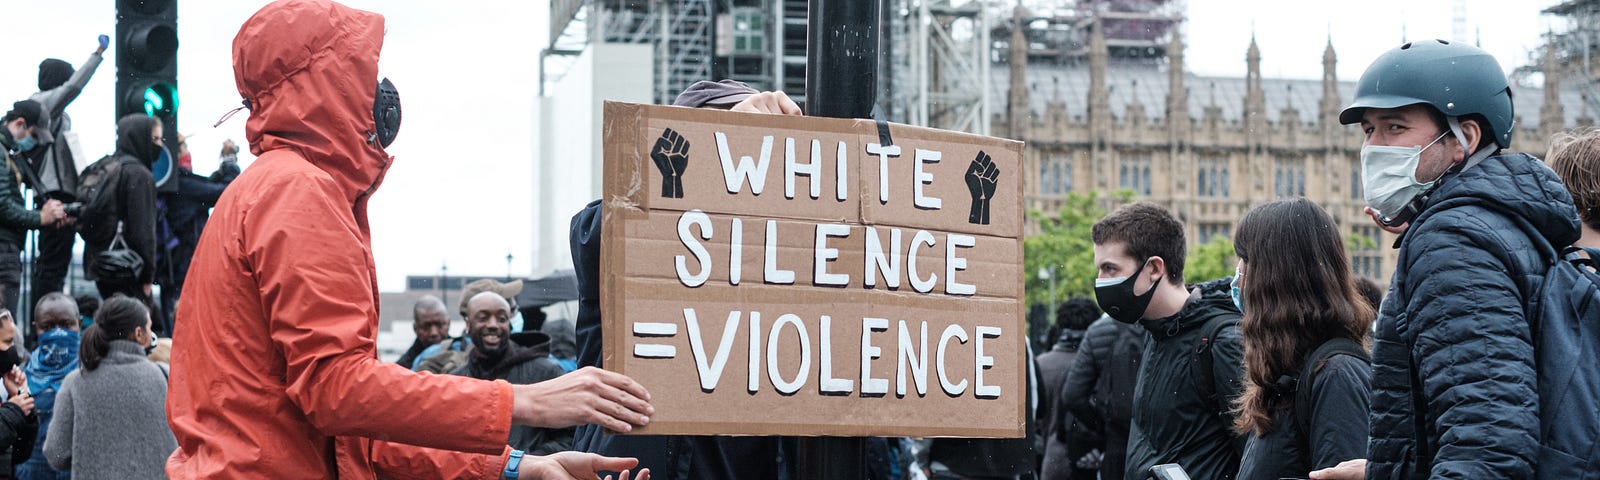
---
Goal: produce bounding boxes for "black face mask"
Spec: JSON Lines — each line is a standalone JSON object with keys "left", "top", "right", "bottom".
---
{"left": 1094, "top": 258, "right": 1159, "bottom": 324}
{"left": 0, "top": 345, "right": 21, "bottom": 373}
{"left": 372, "top": 78, "right": 401, "bottom": 148}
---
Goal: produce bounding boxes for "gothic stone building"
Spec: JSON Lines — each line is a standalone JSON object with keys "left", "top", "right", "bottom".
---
{"left": 995, "top": 24, "right": 1596, "bottom": 283}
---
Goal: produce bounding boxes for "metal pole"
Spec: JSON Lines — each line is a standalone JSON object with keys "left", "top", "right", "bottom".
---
{"left": 1047, "top": 267, "right": 1057, "bottom": 335}
{"left": 799, "top": 0, "right": 878, "bottom": 477}
{"left": 805, "top": 0, "right": 879, "bottom": 118}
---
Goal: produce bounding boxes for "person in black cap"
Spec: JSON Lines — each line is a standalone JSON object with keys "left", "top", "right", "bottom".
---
{"left": 0, "top": 101, "right": 68, "bottom": 319}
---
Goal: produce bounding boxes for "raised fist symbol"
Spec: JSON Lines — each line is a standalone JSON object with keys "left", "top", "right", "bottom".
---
{"left": 652, "top": 128, "right": 690, "bottom": 198}
{"left": 966, "top": 151, "right": 1000, "bottom": 225}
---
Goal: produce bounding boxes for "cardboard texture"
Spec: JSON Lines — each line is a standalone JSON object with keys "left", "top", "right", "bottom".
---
{"left": 601, "top": 101, "right": 1025, "bottom": 438}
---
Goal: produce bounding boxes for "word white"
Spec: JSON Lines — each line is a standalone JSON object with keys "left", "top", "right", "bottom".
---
{"left": 677, "top": 309, "right": 1004, "bottom": 399}
{"left": 674, "top": 210, "right": 976, "bottom": 295}
{"left": 714, "top": 132, "right": 943, "bottom": 208}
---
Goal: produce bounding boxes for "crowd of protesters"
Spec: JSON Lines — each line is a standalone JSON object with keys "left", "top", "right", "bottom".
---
{"left": 0, "top": 0, "right": 1594, "bottom": 478}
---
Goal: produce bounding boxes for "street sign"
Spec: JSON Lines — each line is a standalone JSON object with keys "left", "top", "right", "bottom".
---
{"left": 600, "top": 101, "right": 1025, "bottom": 438}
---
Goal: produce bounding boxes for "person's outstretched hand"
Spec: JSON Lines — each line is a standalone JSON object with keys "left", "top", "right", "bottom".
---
{"left": 518, "top": 452, "right": 650, "bottom": 480}
{"left": 511, "top": 366, "right": 653, "bottom": 433}
{"left": 1309, "top": 459, "right": 1367, "bottom": 480}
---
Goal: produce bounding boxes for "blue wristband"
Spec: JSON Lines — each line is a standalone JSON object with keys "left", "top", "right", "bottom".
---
{"left": 503, "top": 449, "right": 524, "bottom": 480}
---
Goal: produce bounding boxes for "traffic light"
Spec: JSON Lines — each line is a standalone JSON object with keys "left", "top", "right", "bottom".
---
{"left": 116, "top": 0, "right": 178, "bottom": 141}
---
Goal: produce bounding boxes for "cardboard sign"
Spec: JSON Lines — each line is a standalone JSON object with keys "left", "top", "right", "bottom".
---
{"left": 600, "top": 101, "right": 1025, "bottom": 438}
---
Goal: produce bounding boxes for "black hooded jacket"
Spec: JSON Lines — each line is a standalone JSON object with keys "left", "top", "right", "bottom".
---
{"left": 158, "top": 161, "right": 240, "bottom": 288}
{"left": 1125, "top": 278, "right": 1246, "bottom": 480}
{"left": 1236, "top": 353, "right": 1370, "bottom": 480}
{"left": 569, "top": 200, "right": 795, "bottom": 480}
{"left": 83, "top": 116, "right": 159, "bottom": 284}
{"left": 1064, "top": 316, "right": 1145, "bottom": 480}
{"left": 449, "top": 331, "right": 571, "bottom": 455}
{"left": 1366, "top": 152, "right": 1579, "bottom": 479}
{"left": 0, "top": 131, "right": 44, "bottom": 248}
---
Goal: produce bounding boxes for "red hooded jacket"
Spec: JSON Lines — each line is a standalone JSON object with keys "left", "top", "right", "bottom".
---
{"left": 166, "top": 1, "right": 515, "bottom": 477}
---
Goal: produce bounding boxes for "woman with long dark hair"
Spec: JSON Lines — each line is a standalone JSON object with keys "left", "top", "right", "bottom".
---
{"left": 1230, "top": 198, "right": 1375, "bottom": 480}
{"left": 42, "top": 296, "right": 174, "bottom": 479}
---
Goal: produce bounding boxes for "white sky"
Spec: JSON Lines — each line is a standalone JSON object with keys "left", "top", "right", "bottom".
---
{"left": 1186, "top": 0, "right": 1556, "bottom": 81}
{"left": 1, "top": 0, "right": 1559, "bottom": 291}
{"left": 4, "top": 0, "right": 548, "bottom": 292}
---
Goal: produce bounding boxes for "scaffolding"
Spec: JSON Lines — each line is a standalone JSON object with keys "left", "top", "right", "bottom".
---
{"left": 540, "top": 0, "right": 1177, "bottom": 131}
{"left": 541, "top": 0, "right": 715, "bottom": 104}
{"left": 990, "top": 0, "right": 1181, "bottom": 65}
{"left": 1531, "top": 0, "right": 1600, "bottom": 115}
{"left": 890, "top": 0, "right": 992, "bottom": 135}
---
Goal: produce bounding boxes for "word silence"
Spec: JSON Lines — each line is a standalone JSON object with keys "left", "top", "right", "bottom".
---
{"left": 601, "top": 101, "right": 1024, "bottom": 438}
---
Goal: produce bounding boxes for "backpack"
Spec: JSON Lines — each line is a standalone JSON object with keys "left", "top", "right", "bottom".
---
{"left": 74, "top": 155, "right": 132, "bottom": 246}
{"left": 1527, "top": 246, "right": 1600, "bottom": 480}
{"left": 1291, "top": 337, "right": 1371, "bottom": 446}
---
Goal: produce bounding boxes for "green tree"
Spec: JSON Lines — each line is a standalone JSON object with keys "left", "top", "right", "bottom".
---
{"left": 1187, "top": 235, "right": 1236, "bottom": 284}
{"left": 1023, "top": 190, "right": 1132, "bottom": 310}
{"left": 1346, "top": 232, "right": 1378, "bottom": 252}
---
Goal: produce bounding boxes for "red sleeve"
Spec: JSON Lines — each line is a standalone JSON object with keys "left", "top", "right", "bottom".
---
{"left": 245, "top": 170, "right": 513, "bottom": 454}
{"left": 371, "top": 443, "right": 512, "bottom": 480}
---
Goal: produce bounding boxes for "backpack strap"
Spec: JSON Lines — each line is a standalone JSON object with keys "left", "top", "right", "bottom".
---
{"left": 1193, "top": 310, "right": 1242, "bottom": 413}
{"left": 109, "top": 221, "right": 130, "bottom": 250}
{"left": 1293, "top": 337, "right": 1371, "bottom": 440}
{"left": 1564, "top": 246, "right": 1600, "bottom": 272}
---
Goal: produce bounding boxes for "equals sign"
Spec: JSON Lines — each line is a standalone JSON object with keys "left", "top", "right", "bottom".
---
{"left": 632, "top": 322, "right": 678, "bottom": 359}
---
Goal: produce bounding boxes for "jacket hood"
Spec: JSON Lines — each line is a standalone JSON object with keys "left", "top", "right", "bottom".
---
{"left": 232, "top": 0, "right": 391, "bottom": 206}
{"left": 469, "top": 331, "right": 552, "bottom": 377}
{"left": 1052, "top": 328, "right": 1085, "bottom": 353}
{"left": 115, "top": 114, "right": 161, "bottom": 167}
{"left": 1412, "top": 152, "right": 1580, "bottom": 250}
{"left": 540, "top": 318, "right": 577, "bottom": 358}
{"left": 1139, "top": 278, "right": 1239, "bottom": 339}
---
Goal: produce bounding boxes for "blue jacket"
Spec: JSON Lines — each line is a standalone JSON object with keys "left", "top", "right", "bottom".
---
{"left": 1366, "top": 152, "right": 1579, "bottom": 479}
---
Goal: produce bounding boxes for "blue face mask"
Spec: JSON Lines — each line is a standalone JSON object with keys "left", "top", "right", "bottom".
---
{"left": 35, "top": 328, "right": 80, "bottom": 368}
{"left": 1229, "top": 266, "right": 1245, "bottom": 315}
{"left": 13, "top": 135, "right": 36, "bottom": 152}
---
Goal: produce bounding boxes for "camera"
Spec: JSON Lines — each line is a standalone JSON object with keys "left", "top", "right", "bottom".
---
{"left": 1150, "top": 464, "right": 1192, "bottom": 480}
{"left": 62, "top": 202, "right": 83, "bottom": 217}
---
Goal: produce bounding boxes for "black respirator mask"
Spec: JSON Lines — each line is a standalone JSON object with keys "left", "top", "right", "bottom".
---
{"left": 1094, "top": 258, "right": 1159, "bottom": 324}
{"left": 372, "top": 78, "right": 402, "bottom": 148}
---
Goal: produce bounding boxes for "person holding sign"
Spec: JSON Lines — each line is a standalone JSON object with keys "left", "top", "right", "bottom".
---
{"left": 1091, "top": 203, "right": 1244, "bottom": 480}
{"left": 567, "top": 79, "right": 807, "bottom": 479}
{"left": 165, "top": 1, "right": 651, "bottom": 479}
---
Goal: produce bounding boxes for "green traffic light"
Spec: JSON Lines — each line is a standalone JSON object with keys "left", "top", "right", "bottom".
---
{"left": 143, "top": 88, "right": 164, "bottom": 116}
{"left": 140, "top": 84, "right": 178, "bottom": 117}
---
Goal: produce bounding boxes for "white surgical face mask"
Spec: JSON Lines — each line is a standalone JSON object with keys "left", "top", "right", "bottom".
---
{"left": 1361, "top": 131, "right": 1448, "bottom": 224}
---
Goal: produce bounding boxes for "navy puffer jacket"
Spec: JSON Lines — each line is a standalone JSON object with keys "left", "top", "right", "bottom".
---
{"left": 1366, "top": 152, "right": 1580, "bottom": 480}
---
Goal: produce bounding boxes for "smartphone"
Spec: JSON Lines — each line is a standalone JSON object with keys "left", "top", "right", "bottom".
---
{"left": 1150, "top": 463, "right": 1191, "bottom": 480}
